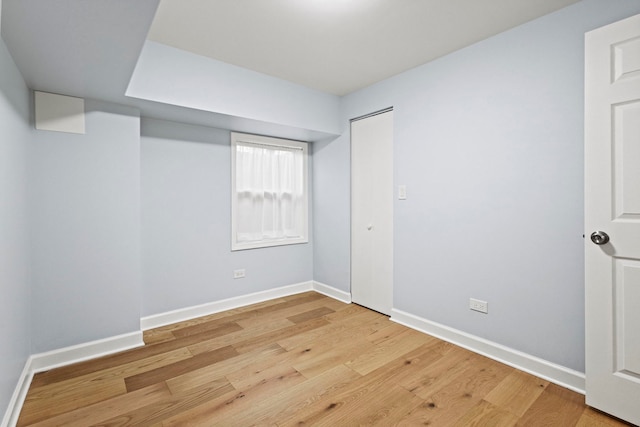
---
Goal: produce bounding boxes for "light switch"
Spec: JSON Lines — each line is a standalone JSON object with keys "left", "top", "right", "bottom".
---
{"left": 398, "top": 185, "right": 407, "bottom": 200}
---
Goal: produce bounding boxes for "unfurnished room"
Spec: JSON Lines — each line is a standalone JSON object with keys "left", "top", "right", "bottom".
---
{"left": 1, "top": 0, "right": 640, "bottom": 425}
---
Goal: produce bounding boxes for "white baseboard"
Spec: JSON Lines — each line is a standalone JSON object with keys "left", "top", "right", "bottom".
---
{"left": 140, "top": 281, "right": 354, "bottom": 331}
{"left": 312, "top": 281, "right": 352, "bottom": 304}
{"left": 3, "top": 281, "right": 350, "bottom": 426}
{"left": 141, "top": 281, "right": 315, "bottom": 330}
{"left": 29, "top": 331, "right": 144, "bottom": 374}
{"left": 1, "top": 331, "right": 143, "bottom": 427}
{"left": 2, "top": 285, "right": 588, "bottom": 426}
{"left": 390, "top": 308, "right": 586, "bottom": 394}
{"left": 1, "top": 360, "right": 32, "bottom": 427}
{"left": 3, "top": 282, "right": 349, "bottom": 426}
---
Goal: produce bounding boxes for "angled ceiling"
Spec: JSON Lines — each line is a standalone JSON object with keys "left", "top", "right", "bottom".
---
{"left": 147, "top": 0, "right": 580, "bottom": 95}
{"left": 1, "top": 0, "right": 159, "bottom": 102}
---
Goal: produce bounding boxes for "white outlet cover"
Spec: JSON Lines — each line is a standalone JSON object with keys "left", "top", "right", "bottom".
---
{"left": 398, "top": 185, "right": 407, "bottom": 200}
{"left": 469, "top": 298, "right": 488, "bottom": 314}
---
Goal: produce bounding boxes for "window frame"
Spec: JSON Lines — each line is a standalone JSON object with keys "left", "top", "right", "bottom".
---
{"left": 231, "top": 132, "right": 309, "bottom": 251}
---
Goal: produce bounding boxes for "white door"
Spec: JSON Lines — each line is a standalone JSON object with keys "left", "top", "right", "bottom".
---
{"left": 351, "top": 110, "right": 393, "bottom": 315}
{"left": 585, "top": 13, "right": 640, "bottom": 425}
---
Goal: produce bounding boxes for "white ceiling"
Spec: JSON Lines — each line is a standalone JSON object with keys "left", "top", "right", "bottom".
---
{"left": 148, "top": 0, "right": 580, "bottom": 95}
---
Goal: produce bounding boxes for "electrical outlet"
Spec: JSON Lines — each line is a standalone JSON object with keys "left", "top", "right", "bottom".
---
{"left": 233, "top": 269, "right": 245, "bottom": 279}
{"left": 469, "top": 298, "right": 488, "bottom": 314}
{"left": 398, "top": 185, "right": 407, "bottom": 200}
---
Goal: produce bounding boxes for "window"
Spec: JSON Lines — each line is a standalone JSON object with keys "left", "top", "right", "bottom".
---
{"left": 231, "top": 132, "right": 309, "bottom": 250}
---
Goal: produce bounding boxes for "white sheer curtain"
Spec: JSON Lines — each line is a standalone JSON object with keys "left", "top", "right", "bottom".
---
{"left": 235, "top": 142, "right": 305, "bottom": 243}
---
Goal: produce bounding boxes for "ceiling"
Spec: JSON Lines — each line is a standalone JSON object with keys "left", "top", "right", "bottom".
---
{"left": 147, "top": 0, "right": 580, "bottom": 96}
{"left": 0, "top": 0, "right": 581, "bottom": 138}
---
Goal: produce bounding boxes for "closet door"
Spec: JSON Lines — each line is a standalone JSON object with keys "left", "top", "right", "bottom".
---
{"left": 351, "top": 109, "right": 393, "bottom": 315}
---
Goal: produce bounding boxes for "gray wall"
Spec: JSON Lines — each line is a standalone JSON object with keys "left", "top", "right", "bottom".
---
{"left": 0, "top": 33, "right": 31, "bottom": 419}
{"left": 312, "top": 136, "right": 349, "bottom": 290}
{"left": 30, "top": 100, "right": 141, "bottom": 353}
{"left": 314, "top": 0, "right": 640, "bottom": 372}
{"left": 140, "top": 118, "right": 313, "bottom": 317}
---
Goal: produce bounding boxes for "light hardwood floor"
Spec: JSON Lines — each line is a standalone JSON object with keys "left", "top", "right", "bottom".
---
{"left": 17, "top": 292, "right": 632, "bottom": 426}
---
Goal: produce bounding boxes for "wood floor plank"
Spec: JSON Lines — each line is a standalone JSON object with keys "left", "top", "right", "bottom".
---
{"left": 221, "top": 342, "right": 314, "bottom": 388}
{"left": 161, "top": 366, "right": 306, "bottom": 425}
{"left": 399, "top": 344, "right": 479, "bottom": 399}
{"left": 286, "top": 306, "right": 336, "bottom": 324}
{"left": 322, "top": 301, "right": 374, "bottom": 322}
{"left": 232, "top": 317, "right": 330, "bottom": 354}
{"left": 281, "top": 341, "right": 454, "bottom": 426}
{"left": 278, "top": 308, "right": 389, "bottom": 352}
{"left": 576, "top": 407, "right": 635, "bottom": 426}
{"left": 516, "top": 383, "right": 585, "bottom": 426}
{"left": 453, "top": 399, "right": 519, "bottom": 427}
{"left": 286, "top": 308, "right": 393, "bottom": 352}
{"left": 28, "top": 346, "right": 192, "bottom": 398}
{"left": 29, "top": 323, "right": 240, "bottom": 388}
{"left": 226, "top": 292, "right": 326, "bottom": 324}
{"left": 156, "top": 292, "right": 325, "bottom": 337}
{"left": 484, "top": 370, "right": 549, "bottom": 417}
{"left": 288, "top": 342, "right": 462, "bottom": 426}
{"left": 28, "top": 348, "right": 156, "bottom": 389}
{"left": 26, "top": 383, "right": 171, "bottom": 427}
{"left": 124, "top": 345, "right": 238, "bottom": 392}
{"left": 281, "top": 371, "right": 417, "bottom": 426}
{"left": 142, "top": 329, "right": 176, "bottom": 345}
{"left": 170, "top": 320, "right": 242, "bottom": 339}
{"left": 165, "top": 343, "right": 285, "bottom": 395}
{"left": 345, "top": 327, "right": 433, "bottom": 375}
{"left": 365, "top": 321, "right": 411, "bottom": 344}
{"left": 186, "top": 318, "right": 294, "bottom": 356}
{"left": 366, "top": 339, "right": 458, "bottom": 386}
{"left": 148, "top": 296, "right": 292, "bottom": 334}
{"left": 327, "top": 385, "right": 424, "bottom": 426}
{"left": 220, "top": 364, "right": 361, "bottom": 426}
{"left": 292, "top": 336, "right": 376, "bottom": 379}
{"left": 18, "top": 378, "right": 127, "bottom": 426}
{"left": 405, "top": 354, "right": 512, "bottom": 426}
{"left": 234, "top": 297, "right": 339, "bottom": 329}
{"left": 99, "top": 379, "right": 236, "bottom": 426}
{"left": 20, "top": 347, "right": 193, "bottom": 424}
{"left": 227, "top": 361, "right": 304, "bottom": 391}
{"left": 157, "top": 389, "right": 244, "bottom": 426}
{"left": 172, "top": 375, "right": 230, "bottom": 397}
{"left": 17, "top": 293, "right": 629, "bottom": 426}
